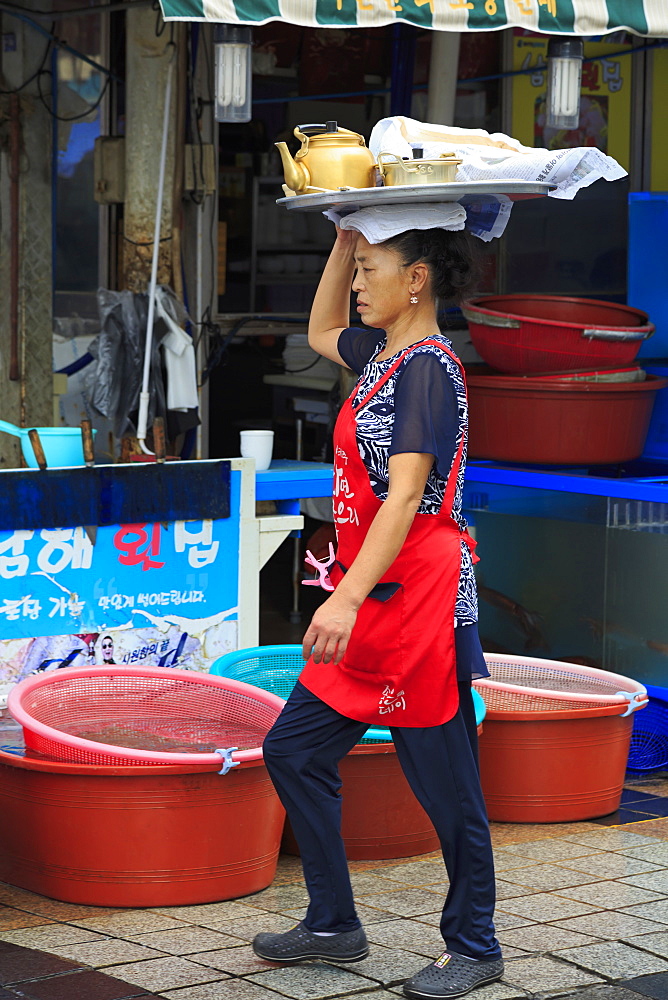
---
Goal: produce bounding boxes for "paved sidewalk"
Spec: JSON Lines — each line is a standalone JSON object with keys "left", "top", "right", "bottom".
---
{"left": 3, "top": 776, "right": 668, "bottom": 1000}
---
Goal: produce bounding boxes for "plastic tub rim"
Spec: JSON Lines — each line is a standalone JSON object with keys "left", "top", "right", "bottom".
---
{"left": 0, "top": 745, "right": 267, "bottom": 774}
{"left": 478, "top": 652, "right": 647, "bottom": 707}
{"left": 467, "top": 374, "right": 668, "bottom": 395}
{"left": 480, "top": 702, "right": 644, "bottom": 722}
{"left": 463, "top": 294, "right": 653, "bottom": 334}
{"left": 476, "top": 681, "right": 648, "bottom": 709}
{"left": 7, "top": 666, "right": 286, "bottom": 767}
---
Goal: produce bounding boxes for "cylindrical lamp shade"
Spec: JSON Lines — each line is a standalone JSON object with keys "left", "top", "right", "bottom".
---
{"left": 214, "top": 25, "right": 252, "bottom": 124}
{"left": 546, "top": 38, "right": 584, "bottom": 130}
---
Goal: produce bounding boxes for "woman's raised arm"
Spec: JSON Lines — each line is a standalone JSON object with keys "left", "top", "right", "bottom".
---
{"left": 307, "top": 228, "right": 356, "bottom": 366}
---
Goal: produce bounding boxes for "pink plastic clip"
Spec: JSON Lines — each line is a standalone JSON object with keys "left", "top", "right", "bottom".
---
{"left": 302, "top": 542, "right": 336, "bottom": 592}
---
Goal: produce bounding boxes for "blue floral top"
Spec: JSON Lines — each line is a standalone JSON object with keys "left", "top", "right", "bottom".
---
{"left": 339, "top": 327, "right": 478, "bottom": 628}
{"left": 338, "top": 328, "right": 489, "bottom": 682}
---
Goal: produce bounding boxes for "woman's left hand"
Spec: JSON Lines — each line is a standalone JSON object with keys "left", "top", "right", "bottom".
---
{"left": 302, "top": 593, "right": 358, "bottom": 665}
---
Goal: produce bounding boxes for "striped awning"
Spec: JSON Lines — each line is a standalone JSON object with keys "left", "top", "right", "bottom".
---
{"left": 158, "top": 0, "right": 668, "bottom": 36}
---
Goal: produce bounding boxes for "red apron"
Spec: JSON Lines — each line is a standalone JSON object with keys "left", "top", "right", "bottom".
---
{"left": 299, "top": 339, "right": 477, "bottom": 728}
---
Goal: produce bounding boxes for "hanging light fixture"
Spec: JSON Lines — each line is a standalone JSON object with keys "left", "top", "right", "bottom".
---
{"left": 546, "top": 37, "right": 584, "bottom": 130}
{"left": 214, "top": 24, "right": 252, "bottom": 123}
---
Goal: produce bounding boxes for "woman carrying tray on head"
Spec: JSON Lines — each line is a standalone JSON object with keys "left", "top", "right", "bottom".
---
{"left": 254, "top": 219, "right": 503, "bottom": 1000}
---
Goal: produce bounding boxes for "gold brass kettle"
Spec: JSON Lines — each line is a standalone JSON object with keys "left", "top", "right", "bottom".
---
{"left": 275, "top": 121, "right": 376, "bottom": 194}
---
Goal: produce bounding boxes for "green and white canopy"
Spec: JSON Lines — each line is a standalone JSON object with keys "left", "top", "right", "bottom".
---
{"left": 158, "top": 0, "right": 668, "bottom": 36}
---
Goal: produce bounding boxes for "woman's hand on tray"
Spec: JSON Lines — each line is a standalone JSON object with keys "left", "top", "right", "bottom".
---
{"left": 333, "top": 225, "right": 356, "bottom": 249}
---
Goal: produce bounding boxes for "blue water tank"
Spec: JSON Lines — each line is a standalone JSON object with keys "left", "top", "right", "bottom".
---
{"left": 629, "top": 193, "right": 668, "bottom": 359}
{"left": 641, "top": 364, "right": 668, "bottom": 462}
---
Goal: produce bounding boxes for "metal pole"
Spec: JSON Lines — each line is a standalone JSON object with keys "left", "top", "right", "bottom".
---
{"left": 390, "top": 23, "right": 417, "bottom": 117}
{"left": 290, "top": 416, "right": 304, "bottom": 624}
{"left": 9, "top": 94, "right": 21, "bottom": 382}
{"left": 137, "top": 46, "right": 175, "bottom": 454}
{"left": 426, "top": 32, "right": 461, "bottom": 126}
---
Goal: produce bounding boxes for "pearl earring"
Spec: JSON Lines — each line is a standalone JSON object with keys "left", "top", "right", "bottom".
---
{"left": 410, "top": 294, "right": 418, "bottom": 304}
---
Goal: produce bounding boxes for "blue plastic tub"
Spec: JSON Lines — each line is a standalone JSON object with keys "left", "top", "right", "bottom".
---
{"left": 17, "top": 428, "right": 96, "bottom": 469}
{"left": 211, "top": 644, "right": 486, "bottom": 742}
{"left": 629, "top": 682, "right": 668, "bottom": 772}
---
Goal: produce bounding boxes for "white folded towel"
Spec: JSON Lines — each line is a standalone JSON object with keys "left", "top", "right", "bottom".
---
{"left": 323, "top": 202, "right": 467, "bottom": 245}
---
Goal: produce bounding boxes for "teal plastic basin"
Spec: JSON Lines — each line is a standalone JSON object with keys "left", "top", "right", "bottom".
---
{"left": 211, "top": 644, "right": 486, "bottom": 742}
{"left": 19, "top": 428, "right": 96, "bottom": 469}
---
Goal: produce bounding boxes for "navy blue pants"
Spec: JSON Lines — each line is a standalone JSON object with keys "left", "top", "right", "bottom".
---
{"left": 262, "top": 680, "right": 501, "bottom": 961}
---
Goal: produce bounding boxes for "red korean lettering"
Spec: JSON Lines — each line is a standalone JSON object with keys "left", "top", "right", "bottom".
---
{"left": 113, "top": 523, "right": 165, "bottom": 571}
{"left": 581, "top": 62, "right": 601, "bottom": 92}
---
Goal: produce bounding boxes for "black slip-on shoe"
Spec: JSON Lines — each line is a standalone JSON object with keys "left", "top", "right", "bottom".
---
{"left": 252, "top": 922, "right": 369, "bottom": 964}
{"left": 403, "top": 951, "right": 504, "bottom": 999}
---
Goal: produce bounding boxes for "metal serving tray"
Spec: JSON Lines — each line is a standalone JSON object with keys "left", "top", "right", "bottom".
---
{"left": 277, "top": 181, "right": 556, "bottom": 213}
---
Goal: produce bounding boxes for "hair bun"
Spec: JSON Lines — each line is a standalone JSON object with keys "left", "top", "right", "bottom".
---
{"left": 381, "top": 228, "right": 480, "bottom": 304}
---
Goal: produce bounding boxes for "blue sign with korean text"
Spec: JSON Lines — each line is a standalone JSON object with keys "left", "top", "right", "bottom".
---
{"left": 0, "top": 472, "right": 242, "bottom": 690}
{"left": 0, "top": 517, "right": 237, "bottom": 638}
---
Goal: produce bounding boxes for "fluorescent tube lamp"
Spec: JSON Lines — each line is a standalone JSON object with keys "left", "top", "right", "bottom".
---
{"left": 214, "top": 24, "right": 252, "bottom": 124}
{"left": 546, "top": 37, "right": 584, "bottom": 130}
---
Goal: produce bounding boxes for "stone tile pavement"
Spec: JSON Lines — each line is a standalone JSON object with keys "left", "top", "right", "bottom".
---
{"left": 3, "top": 779, "right": 668, "bottom": 999}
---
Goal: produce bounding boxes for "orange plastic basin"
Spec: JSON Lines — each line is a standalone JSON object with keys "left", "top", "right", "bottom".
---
{"left": 468, "top": 374, "right": 668, "bottom": 465}
{"left": 478, "top": 705, "right": 634, "bottom": 823}
{"left": 0, "top": 749, "right": 285, "bottom": 907}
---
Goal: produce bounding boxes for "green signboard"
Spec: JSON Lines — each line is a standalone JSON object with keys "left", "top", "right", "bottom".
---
{"left": 158, "top": 0, "right": 666, "bottom": 35}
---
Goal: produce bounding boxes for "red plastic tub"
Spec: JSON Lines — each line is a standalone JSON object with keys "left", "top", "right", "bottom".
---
{"left": 478, "top": 707, "right": 635, "bottom": 823}
{"left": 0, "top": 748, "right": 285, "bottom": 907}
{"left": 462, "top": 295, "right": 654, "bottom": 374}
{"left": 474, "top": 655, "right": 646, "bottom": 822}
{"left": 467, "top": 374, "right": 668, "bottom": 465}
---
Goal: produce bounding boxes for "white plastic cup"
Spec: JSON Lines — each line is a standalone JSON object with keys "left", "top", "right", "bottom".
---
{"left": 240, "top": 429, "right": 274, "bottom": 471}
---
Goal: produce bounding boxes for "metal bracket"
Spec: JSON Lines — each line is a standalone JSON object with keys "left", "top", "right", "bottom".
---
{"left": 583, "top": 328, "right": 652, "bottom": 341}
{"left": 616, "top": 690, "right": 648, "bottom": 717}
{"left": 215, "top": 746, "right": 240, "bottom": 775}
{"left": 461, "top": 307, "right": 520, "bottom": 329}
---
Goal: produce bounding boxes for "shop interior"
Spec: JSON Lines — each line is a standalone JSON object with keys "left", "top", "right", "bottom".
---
{"left": 205, "top": 23, "right": 632, "bottom": 467}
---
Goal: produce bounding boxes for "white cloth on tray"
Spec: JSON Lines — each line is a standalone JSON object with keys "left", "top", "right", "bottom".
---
{"left": 323, "top": 202, "right": 466, "bottom": 245}
{"left": 319, "top": 117, "right": 627, "bottom": 245}
{"left": 369, "top": 116, "right": 628, "bottom": 201}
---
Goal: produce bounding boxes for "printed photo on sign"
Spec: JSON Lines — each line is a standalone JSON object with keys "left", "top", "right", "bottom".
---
{"left": 0, "top": 618, "right": 238, "bottom": 692}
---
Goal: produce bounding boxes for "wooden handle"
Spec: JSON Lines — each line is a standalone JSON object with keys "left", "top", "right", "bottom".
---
{"left": 28, "top": 429, "right": 47, "bottom": 471}
{"left": 81, "top": 419, "right": 95, "bottom": 467}
{"left": 120, "top": 436, "right": 135, "bottom": 463}
{"left": 153, "top": 416, "right": 166, "bottom": 464}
